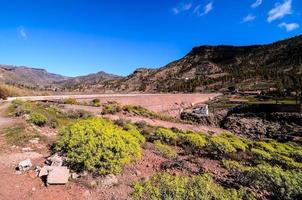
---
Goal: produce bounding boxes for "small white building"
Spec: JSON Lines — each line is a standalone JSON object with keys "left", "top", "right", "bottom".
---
{"left": 193, "top": 104, "right": 209, "bottom": 116}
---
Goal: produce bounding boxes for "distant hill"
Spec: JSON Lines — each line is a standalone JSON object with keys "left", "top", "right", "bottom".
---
{"left": 57, "top": 71, "right": 122, "bottom": 91}
{"left": 103, "top": 35, "right": 302, "bottom": 92}
{"left": 0, "top": 65, "right": 68, "bottom": 89}
{"left": 0, "top": 65, "right": 121, "bottom": 91}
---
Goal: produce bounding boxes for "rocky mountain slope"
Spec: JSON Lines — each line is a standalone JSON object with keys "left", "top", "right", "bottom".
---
{"left": 1, "top": 35, "right": 301, "bottom": 93}
{"left": 104, "top": 35, "right": 302, "bottom": 92}
{"left": 57, "top": 71, "right": 122, "bottom": 91}
{"left": 0, "top": 65, "right": 68, "bottom": 89}
{"left": 0, "top": 65, "right": 120, "bottom": 91}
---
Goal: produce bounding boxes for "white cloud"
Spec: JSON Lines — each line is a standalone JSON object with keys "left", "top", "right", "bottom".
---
{"left": 278, "top": 22, "right": 299, "bottom": 31}
{"left": 172, "top": 2, "right": 192, "bottom": 15}
{"left": 251, "top": 0, "right": 263, "bottom": 8}
{"left": 267, "top": 0, "right": 292, "bottom": 23}
{"left": 242, "top": 14, "right": 256, "bottom": 23}
{"left": 17, "top": 26, "right": 27, "bottom": 40}
{"left": 194, "top": 1, "right": 214, "bottom": 16}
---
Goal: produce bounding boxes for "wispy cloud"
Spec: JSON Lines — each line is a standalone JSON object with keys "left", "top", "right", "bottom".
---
{"left": 278, "top": 22, "right": 299, "bottom": 31}
{"left": 17, "top": 26, "right": 27, "bottom": 40}
{"left": 242, "top": 14, "right": 256, "bottom": 23}
{"left": 172, "top": 2, "right": 192, "bottom": 15}
{"left": 267, "top": 0, "right": 292, "bottom": 23}
{"left": 194, "top": 1, "right": 214, "bottom": 16}
{"left": 251, "top": 0, "right": 263, "bottom": 8}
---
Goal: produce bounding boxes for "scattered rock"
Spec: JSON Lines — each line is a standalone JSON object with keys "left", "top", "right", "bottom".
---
{"left": 89, "top": 180, "right": 98, "bottom": 188}
{"left": 99, "top": 174, "right": 118, "bottom": 187}
{"left": 135, "top": 170, "right": 141, "bottom": 176}
{"left": 71, "top": 172, "right": 80, "bottom": 179}
{"left": 46, "top": 154, "right": 63, "bottom": 166}
{"left": 47, "top": 166, "right": 69, "bottom": 185}
{"left": 39, "top": 166, "right": 51, "bottom": 177}
{"left": 28, "top": 138, "right": 40, "bottom": 144}
{"left": 22, "top": 147, "right": 33, "bottom": 152}
{"left": 18, "top": 159, "right": 32, "bottom": 171}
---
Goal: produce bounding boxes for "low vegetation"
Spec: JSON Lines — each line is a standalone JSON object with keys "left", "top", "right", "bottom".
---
{"left": 132, "top": 173, "right": 255, "bottom": 200}
{"left": 29, "top": 112, "right": 48, "bottom": 126}
{"left": 55, "top": 118, "right": 143, "bottom": 174}
{"left": 153, "top": 140, "right": 177, "bottom": 159}
{"left": 91, "top": 98, "right": 101, "bottom": 107}
{"left": 8, "top": 99, "right": 92, "bottom": 128}
{"left": 1, "top": 123, "right": 39, "bottom": 145}
{"left": 63, "top": 98, "right": 78, "bottom": 105}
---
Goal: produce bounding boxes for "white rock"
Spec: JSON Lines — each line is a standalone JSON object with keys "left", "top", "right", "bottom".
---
{"left": 18, "top": 159, "right": 32, "bottom": 171}
{"left": 46, "top": 154, "right": 63, "bottom": 166}
{"left": 47, "top": 166, "right": 69, "bottom": 185}
{"left": 71, "top": 172, "right": 80, "bottom": 179}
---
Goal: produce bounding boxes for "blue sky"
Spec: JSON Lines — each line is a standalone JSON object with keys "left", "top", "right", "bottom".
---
{"left": 0, "top": 0, "right": 301, "bottom": 77}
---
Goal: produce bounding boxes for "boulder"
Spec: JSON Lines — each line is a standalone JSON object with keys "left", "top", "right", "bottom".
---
{"left": 47, "top": 166, "right": 69, "bottom": 185}
{"left": 18, "top": 159, "right": 32, "bottom": 171}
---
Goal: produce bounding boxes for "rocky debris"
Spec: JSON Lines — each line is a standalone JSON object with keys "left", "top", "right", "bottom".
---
{"left": 71, "top": 172, "right": 80, "bottom": 179}
{"left": 45, "top": 154, "right": 63, "bottom": 166}
{"left": 38, "top": 166, "right": 53, "bottom": 177}
{"left": 47, "top": 166, "right": 70, "bottom": 185}
{"left": 28, "top": 138, "right": 40, "bottom": 144}
{"left": 180, "top": 110, "right": 227, "bottom": 127}
{"left": 22, "top": 147, "right": 33, "bottom": 152}
{"left": 99, "top": 174, "right": 118, "bottom": 187}
{"left": 18, "top": 159, "right": 32, "bottom": 171}
{"left": 160, "top": 160, "right": 185, "bottom": 170}
{"left": 34, "top": 154, "right": 70, "bottom": 185}
{"left": 221, "top": 112, "right": 302, "bottom": 140}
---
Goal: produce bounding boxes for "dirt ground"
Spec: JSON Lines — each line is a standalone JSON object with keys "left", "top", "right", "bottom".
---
{"left": 0, "top": 94, "right": 227, "bottom": 200}
{"left": 84, "top": 93, "right": 219, "bottom": 115}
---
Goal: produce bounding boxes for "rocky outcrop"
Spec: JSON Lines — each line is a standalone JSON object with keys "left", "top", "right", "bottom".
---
{"left": 221, "top": 111, "right": 302, "bottom": 140}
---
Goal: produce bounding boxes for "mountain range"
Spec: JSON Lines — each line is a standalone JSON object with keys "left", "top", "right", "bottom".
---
{"left": 1, "top": 35, "right": 302, "bottom": 93}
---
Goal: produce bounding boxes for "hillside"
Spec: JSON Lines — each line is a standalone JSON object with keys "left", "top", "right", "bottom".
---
{"left": 1, "top": 35, "right": 302, "bottom": 93}
{"left": 0, "top": 65, "right": 68, "bottom": 89}
{"left": 103, "top": 35, "right": 302, "bottom": 92}
{"left": 0, "top": 65, "right": 121, "bottom": 92}
{"left": 57, "top": 71, "right": 122, "bottom": 91}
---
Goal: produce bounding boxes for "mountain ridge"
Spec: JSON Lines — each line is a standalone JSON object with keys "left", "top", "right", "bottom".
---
{"left": 1, "top": 35, "right": 301, "bottom": 92}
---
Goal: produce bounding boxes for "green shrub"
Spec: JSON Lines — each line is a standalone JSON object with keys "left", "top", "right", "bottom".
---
{"left": 132, "top": 173, "right": 255, "bottom": 200}
{"left": 179, "top": 133, "right": 207, "bottom": 154}
{"left": 122, "top": 123, "right": 145, "bottom": 144}
{"left": 154, "top": 127, "right": 178, "bottom": 144}
{"left": 8, "top": 99, "right": 32, "bottom": 116}
{"left": 251, "top": 148, "right": 272, "bottom": 160}
{"left": 64, "top": 98, "right": 77, "bottom": 105}
{"left": 55, "top": 118, "right": 142, "bottom": 174}
{"left": 154, "top": 140, "right": 177, "bottom": 159}
{"left": 92, "top": 99, "right": 101, "bottom": 107}
{"left": 207, "top": 133, "right": 248, "bottom": 156}
{"left": 101, "top": 104, "right": 121, "bottom": 114}
{"left": 233, "top": 163, "right": 302, "bottom": 200}
{"left": 29, "top": 112, "right": 48, "bottom": 126}
{"left": 251, "top": 140, "right": 302, "bottom": 169}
